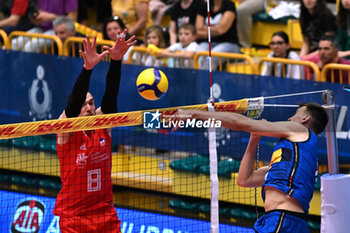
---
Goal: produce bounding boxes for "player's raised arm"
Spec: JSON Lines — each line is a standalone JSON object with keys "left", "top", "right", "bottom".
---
{"left": 63, "top": 35, "right": 109, "bottom": 118}
{"left": 57, "top": 35, "right": 108, "bottom": 144}
{"left": 97, "top": 29, "right": 137, "bottom": 116}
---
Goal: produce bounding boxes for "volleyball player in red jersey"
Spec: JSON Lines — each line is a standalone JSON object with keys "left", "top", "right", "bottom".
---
{"left": 53, "top": 31, "right": 136, "bottom": 232}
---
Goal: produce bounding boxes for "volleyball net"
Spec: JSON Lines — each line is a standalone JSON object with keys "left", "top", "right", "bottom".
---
{"left": 0, "top": 91, "right": 334, "bottom": 233}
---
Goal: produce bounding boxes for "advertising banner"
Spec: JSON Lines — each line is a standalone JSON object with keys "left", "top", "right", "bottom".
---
{"left": 0, "top": 190, "right": 252, "bottom": 233}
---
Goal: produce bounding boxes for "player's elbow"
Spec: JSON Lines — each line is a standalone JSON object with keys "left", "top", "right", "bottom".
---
{"left": 236, "top": 176, "right": 250, "bottom": 187}
{"left": 237, "top": 178, "right": 259, "bottom": 188}
{"left": 237, "top": 173, "right": 260, "bottom": 187}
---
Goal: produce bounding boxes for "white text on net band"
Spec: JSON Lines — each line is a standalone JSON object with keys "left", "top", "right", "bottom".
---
{"left": 162, "top": 118, "right": 222, "bottom": 128}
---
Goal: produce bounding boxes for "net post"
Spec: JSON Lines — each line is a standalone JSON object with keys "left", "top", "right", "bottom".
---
{"left": 322, "top": 90, "right": 339, "bottom": 175}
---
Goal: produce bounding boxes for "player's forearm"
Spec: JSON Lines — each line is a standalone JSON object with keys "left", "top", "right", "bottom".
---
{"left": 237, "top": 135, "right": 265, "bottom": 187}
{"left": 101, "top": 59, "right": 121, "bottom": 114}
{"left": 65, "top": 68, "right": 92, "bottom": 117}
{"left": 191, "top": 110, "right": 251, "bottom": 131}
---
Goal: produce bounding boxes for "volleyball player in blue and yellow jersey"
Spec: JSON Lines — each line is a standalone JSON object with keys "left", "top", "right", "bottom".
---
{"left": 257, "top": 126, "right": 319, "bottom": 232}
{"left": 172, "top": 103, "right": 328, "bottom": 233}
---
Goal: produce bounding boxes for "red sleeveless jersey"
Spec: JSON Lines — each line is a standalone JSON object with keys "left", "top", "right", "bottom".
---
{"left": 54, "top": 129, "right": 113, "bottom": 217}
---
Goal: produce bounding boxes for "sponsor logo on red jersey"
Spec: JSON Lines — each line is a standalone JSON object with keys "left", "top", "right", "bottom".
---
{"left": 80, "top": 143, "right": 87, "bottom": 150}
{"left": 99, "top": 138, "right": 105, "bottom": 147}
{"left": 76, "top": 153, "right": 88, "bottom": 166}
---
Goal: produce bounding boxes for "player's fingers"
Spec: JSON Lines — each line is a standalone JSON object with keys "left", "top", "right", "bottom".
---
{"left": 126, "top": 35, "right": 136, "bottom": 43}
{"left": 100, "top": 50, "right": 109, "bottom": 57}
{"left": 117, "top": 32, "right": 126, "bottom": 42}
{"left": 115, "top": 29, "right": 122, "bottom": 41}
{"left": 80, "top": 51, "right": 87, "bottom": 61}
{"left": 122, "top": 28, "right": 128, "bottom": 35}
{"left": 86, "top": 35, "right": 91, "bottom": 47}
{"left": 128, "top": 40, "right": 137, "bottom": 47}
{"left": 92, "top": 35, "right": 97, "bottom": 47}
{"left": 102, "top": 45, "right": 111, "bottom": 51}
{"left": 82, "top": 39, "right": 87, "bottom": 52}
{"left": 126, "top": 36, "right": 137, "bottom": 47}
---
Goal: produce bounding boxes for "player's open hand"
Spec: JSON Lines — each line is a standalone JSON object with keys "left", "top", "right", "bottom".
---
{"left": 103, "top": 29, "right": 137, "bottom": 61}
{"left": 80, "top": 35, "right": 109, "bottom": 70}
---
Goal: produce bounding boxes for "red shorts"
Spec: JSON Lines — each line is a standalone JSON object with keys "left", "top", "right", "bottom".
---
{"left": 59, "top": 206, "right": 121, "bottom": 233}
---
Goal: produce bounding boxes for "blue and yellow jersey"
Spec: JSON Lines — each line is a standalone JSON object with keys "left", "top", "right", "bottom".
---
{"left": 262, "top": 130, "right": 318, "bottom": 214}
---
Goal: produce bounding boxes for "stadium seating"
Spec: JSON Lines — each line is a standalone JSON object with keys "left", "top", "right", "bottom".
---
{"left": 251, "top": 12, "right": 302, "bottom": 49}
{"left": 63, "top": 36, "right": 114, "bottom": 61}
{"left": 8, "top": 31, "right": 63, "bottom": 55}
{"left": 169, "top": 154, "right": 209, "bottom": 173}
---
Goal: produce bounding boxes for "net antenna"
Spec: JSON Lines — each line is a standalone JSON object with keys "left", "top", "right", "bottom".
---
{"left": 208, "top": 103, "right": 219, "bottom": 233}
{"left": 205, "top": 1, "right": 219, "bottom": 232}
{"left": 206, "top": 0, "right": 214, "bottom": 104}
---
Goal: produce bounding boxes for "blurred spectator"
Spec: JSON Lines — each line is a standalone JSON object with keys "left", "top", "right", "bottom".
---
{"left": 111, "top": 0, "right": 153, "bottom": 44}
{"left": 337, "top": 0, "right": 350, "bottom": 51}
{"left": 103, "top": 16, "right": 127, "bottom": 41}
{"left": 53, "top": 16, "right": 76, "bottom": 44}
{"left": 196, "top": 0, "right": 240, "bottom": 69}
{"left": 52, "top": 15, "right": 82, "bottom": 56}
{"left": 13, "top": 0, "right": 78, "bottom": 53}
{"left": 169, "top": 0, "right": 203, "bottom": 45}
{"left": 103, "top": 16, "right": 132, "bottom": 62}
{"left": 262, "top": 31, "right": 302, "bottom": 79}
{"left": 156, "top": 23, "right": 198, "bottom": 67}
{"left": 299, "top": 0, "right": 336, "bottom": 57}
{"left": 143, "top": 25, "right": 167, "bottom": 66}
{"left": 150, "top": 0, "right": 178, "bottom": 26}
{"left": 303, "top": 35, "right": 350, "bottom": 82}
{"left": 78, "top": 0, "right": 111, "bottom": 32}
{"left": 145, "top": 25, "right": 167, "bottom": 49}
{"left": 0, "top": 0, "right": 36, "bottom": 34}
{"left": 236, "top": 0, "right": 265, "bottom": 48}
